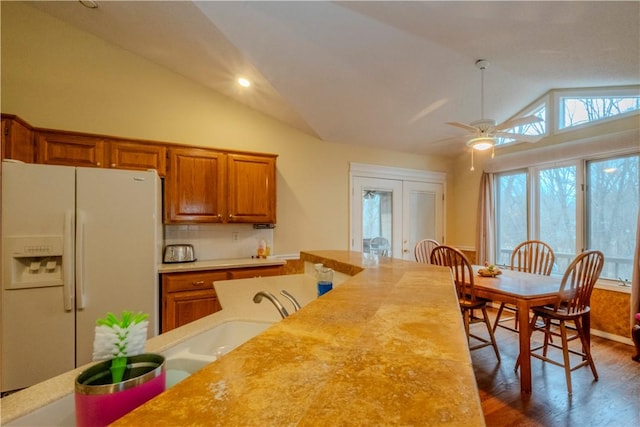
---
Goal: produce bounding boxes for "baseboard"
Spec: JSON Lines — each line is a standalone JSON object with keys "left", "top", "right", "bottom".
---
{"left": 590, "top": 329, "right": 633, "bottom": 346}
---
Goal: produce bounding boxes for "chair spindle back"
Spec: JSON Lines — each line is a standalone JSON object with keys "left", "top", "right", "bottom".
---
{"left": 555, "top": 250, "right": 604, "bottom": 315}
{"left": 510, "top": 240, "right": 555, "bottom": 276}
{"left": 414, "top": 239, "right": 440, "bottom": 263}
{"left": 430, "top": 245, "right": 476, "bottom": 302}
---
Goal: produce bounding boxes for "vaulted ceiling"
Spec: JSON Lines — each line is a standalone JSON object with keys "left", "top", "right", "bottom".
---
{"left": 27, "top": 1, "right": 640, "bottom": 157}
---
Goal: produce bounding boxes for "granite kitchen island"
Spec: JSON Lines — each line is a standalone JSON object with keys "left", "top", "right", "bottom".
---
{"left": 113, "top": 250, "right": 485, "bottom": 426}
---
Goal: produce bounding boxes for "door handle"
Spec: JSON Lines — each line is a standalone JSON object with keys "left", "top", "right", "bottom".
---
{"left": 76, "top": 211, "right": 87, "bottom": 310}
{"left": 63, "top": 211, "right": 75, "bottom": 311}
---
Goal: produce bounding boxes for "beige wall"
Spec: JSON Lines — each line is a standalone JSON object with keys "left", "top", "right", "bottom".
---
{"left": 0, "top": 2, "right": 452, "bottom": 255}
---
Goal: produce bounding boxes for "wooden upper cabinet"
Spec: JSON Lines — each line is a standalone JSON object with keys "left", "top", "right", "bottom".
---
{"left": 227, "top": 153, "right": 277, "bottom": 224}
{"left": 164, "top": 147, "right": 226, "bottom": 223}
{"left": 36, "top": 131, "right": 105, "bottom": 168}
{"left": 1, "top": 116, "right": 35, "bottom": 163}
{"left": 108, "top": 140, "right": 167, "bottom": 176}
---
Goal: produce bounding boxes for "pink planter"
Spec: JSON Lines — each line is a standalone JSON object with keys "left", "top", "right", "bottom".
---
{"left": 75, "top": 354, "right": 165, "bottom": 427}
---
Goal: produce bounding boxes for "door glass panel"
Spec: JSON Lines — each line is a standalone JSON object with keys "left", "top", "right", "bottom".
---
{"left": 408, "top": 189, "right": 435, "bottom": 252}
{"left": 362, "top": 190, "right": 392, "bottom": 256}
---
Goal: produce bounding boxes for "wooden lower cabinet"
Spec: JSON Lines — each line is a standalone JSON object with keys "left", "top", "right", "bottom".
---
{"left": 227, "top": 265, "right": 284, "bottom": 279}
{"left": 161, "top": 270, "right": 226, "bottom": 332}
{"left": 161, "top": 265, "right": 285, "bottom": 332}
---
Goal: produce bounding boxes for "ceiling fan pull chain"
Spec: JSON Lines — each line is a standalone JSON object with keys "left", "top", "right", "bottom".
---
{"left": 470, "top": 149, "right": 475, "bottom": 171}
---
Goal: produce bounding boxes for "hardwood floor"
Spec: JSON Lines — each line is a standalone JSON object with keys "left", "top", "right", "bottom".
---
{"left": 471, "top": 310, "right": 640, "bottom": 426}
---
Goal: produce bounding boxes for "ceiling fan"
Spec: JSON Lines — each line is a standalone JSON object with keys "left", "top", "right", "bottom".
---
{"left": 446, "top": 60, "right": 543, "bottom": 153}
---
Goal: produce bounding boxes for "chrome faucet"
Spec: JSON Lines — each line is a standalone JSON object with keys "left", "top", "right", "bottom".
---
{"left": 280, "top": 290, "right": 301, "bottom": 312}
{"left": 253, "top": 291, "right": 289, "bottom": 319}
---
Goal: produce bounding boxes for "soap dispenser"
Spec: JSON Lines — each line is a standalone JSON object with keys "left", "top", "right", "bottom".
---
{"left": 315, "top": 263, "right": 333, "bottom": 297}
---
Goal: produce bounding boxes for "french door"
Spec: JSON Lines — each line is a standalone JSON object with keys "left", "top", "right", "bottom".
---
{"left": 351, "top": 174, "right": 444, "bottom": 260}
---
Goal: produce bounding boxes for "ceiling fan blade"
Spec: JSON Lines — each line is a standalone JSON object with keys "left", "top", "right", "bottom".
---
{"left": 495, "top": 132, "right": 541, "bottom": 143}
{"left": 494, "top": 115, "right": 542, "bottom": 131}
{"left": 446, "top": 121, "right": 478, "bottom": 132}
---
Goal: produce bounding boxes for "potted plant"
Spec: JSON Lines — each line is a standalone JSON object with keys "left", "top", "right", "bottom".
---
{"left": 75, "top": 311, "right": 165, "bottom": 427}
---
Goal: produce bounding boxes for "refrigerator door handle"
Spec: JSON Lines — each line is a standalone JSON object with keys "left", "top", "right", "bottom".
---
{"left": 63, "top": 211, "right": 75, "bottom": 312}
{"left": 76, "top": 211, "right": 87, "bottom": 310}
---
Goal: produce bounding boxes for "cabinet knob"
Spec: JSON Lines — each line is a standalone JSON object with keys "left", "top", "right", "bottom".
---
{"left": 96, "top": 162, "right": 101, "bottom": 166}
{"left": 229, "top": 214, "right": 233, "bottom": 218}
{"left": 111, "top": 163, "right": 116, "bottom": 167}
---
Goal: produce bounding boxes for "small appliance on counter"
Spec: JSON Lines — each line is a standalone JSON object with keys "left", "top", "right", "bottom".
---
{"left": 163, "top": 244, "right": 196, "bottom": 263}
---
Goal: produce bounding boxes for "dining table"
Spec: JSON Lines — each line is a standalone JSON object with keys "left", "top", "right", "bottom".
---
{"left": 472, "top": 266, "right": 570, "bottom": 395}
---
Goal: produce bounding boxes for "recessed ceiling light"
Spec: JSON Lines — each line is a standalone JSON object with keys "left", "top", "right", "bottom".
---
{"left": 237, "top": 77, "right": 251, "bottom": 88}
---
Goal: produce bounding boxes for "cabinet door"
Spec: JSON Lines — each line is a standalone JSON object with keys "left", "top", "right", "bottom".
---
{"left": 165, "top": 147, "right": 226, "bottom": 223}
{"left": 109, "top": 141, "right": 167, "bottom": 176}
{"left": 1, "top": 117, "right": 35, "bottom": 163}
{"left": 227, "top": 153, "right": 277, "bottom": 224}
{"left": 162, "top": 289, "right": 221, "bottom": 332}
{"left": 36, "top": 131, "right": 105, "bottom": 167}
{"left": 227, "top": 265, "right": 284, "bottom": 279}
{"left": 161, "top": 270, "right": 226, "bottom": 332}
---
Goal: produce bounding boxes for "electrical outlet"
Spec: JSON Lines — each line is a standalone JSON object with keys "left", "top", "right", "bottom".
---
{"left": 232, "top": 232, "right": 239, "bottom": 242}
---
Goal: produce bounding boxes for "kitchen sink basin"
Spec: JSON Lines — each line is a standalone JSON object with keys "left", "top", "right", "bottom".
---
{"left": 5, "top": 319, "right": 276, "bottom": 426}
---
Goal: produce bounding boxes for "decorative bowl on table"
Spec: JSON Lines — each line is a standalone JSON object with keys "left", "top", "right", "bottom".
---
{"left": 478, "top": 267, "right": 502, "bottom": 277}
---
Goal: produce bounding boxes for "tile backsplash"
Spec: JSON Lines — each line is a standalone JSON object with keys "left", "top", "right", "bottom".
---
{"left": 163, "top": 224, "right": 275, "bottom": 261}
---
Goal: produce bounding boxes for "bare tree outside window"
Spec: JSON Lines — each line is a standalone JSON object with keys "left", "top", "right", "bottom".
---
{"left": 561, "top": 97, "right": 640, "bottom": 129}
{"left": 588, "top": 155, "right": 639, "bottom": 282}
{"left": 496, "top": 172, "right": 527, "bottom": 265}
{"left": 538, "top": 166, "right": 577, "bottom": 272}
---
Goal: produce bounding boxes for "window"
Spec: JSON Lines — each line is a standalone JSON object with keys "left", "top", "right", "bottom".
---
{"left": 493, "top": 86, "right": 639, "bottom": 148}
{"left": 496, "top": 104, "right": 547, "bottom": 146}
{"left": 495, "top": 172, "right": 528, "bottom": 265}
{"left": 494, "top": 153, "right": 639, "bottom": 281}
{"left": 559, "top": 96, "right": 640, "bottom": 129}
{"left": 537, "top": 165, "right": 577, "bottom": 272}
{"left": 587, "top": 155, "right": 639, "bottom": 282}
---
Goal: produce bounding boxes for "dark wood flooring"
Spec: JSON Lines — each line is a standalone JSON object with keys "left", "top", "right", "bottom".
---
{"left": 471, "top": 310, "right": 640, "bottom": 426}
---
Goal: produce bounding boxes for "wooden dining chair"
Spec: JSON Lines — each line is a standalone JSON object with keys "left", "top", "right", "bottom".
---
{"left": 414, "top": 239, "right": 440, "bottom": 263}
{"left": 431, "top": 245, "right": 501, "bottom": 361}
{"left": 493, "top": 240, "right": 555, "bottom": 333}
{"left": 516, "top": 250, "right": 604, "bottom": 394}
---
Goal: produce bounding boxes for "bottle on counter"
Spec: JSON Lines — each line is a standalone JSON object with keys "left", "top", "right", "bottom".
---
{"left": 257, "top": 239, "right": 266, "bottom": 258}
{"left": 315, "top": 263, "right": 333, "bottom": 297}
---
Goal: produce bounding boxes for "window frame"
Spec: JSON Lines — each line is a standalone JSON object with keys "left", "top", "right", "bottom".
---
{"left": 494, "top": 86, "right": 639, "bottom": 149}
{"left": 493, "top": 152, "right": 637, "bottom": 291}
{"left": 555, "top": 87, "right": 640, "bottom": 133}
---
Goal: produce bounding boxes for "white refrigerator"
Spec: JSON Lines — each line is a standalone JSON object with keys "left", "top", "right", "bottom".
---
{"left": 1, "top": 161, "right": 161, "bottom": 392}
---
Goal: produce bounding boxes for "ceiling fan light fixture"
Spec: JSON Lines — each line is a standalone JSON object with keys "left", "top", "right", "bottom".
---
{"left": 467, "top": 136, "right": 494, "bottom": 151}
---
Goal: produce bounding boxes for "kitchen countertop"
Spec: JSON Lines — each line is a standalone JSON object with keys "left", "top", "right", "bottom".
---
{"left": 158, "top": 257, "right": 286, "bottom": 273}
{"left": 114, "top": 250, "right": 485, "bottom": 426}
